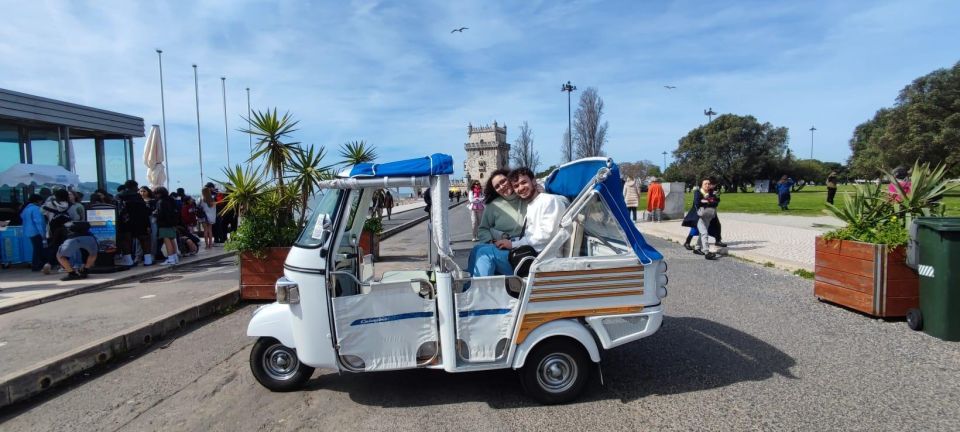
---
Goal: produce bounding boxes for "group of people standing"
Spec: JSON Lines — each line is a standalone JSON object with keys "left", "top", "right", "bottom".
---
{"left": 623, "top": 177, "right": 665, "bottom": 222}
{"left": 466, "top": 168, "right": 567, "bottom": 278}
{"left": 18, "top": 180, "right": 231, "bottom": 280}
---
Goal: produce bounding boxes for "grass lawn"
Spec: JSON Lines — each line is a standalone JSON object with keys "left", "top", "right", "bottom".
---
{"left": 638, "top": 185, "right": 960, "bottom": 217}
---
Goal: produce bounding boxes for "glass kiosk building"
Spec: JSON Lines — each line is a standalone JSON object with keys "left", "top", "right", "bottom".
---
{"left": 0, "top": 88, "right": 144, "bottom": 220}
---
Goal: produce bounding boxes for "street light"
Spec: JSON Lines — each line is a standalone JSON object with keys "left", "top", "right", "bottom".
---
{"left": 221, "top": 77, "right": 230, "bottom": 167}
{"left": 662, "top": 151, "right": 668, "bottom": 172}
{"left": 246, "top": 87, "right": 252, "bottom": 161}
{"left": 704, "top": 107, "right": 717, "bottom": 123}
{"left": 193, "top": 64, "right": 204, "bottom": 188}
{"left": 561, "top": 81, "right": 577, "bottom": 159}
{"left": 809, "top": 125, "right": 817, "bottom": 160}
{"left": 155, "top": 49, "right": 169, "bottom": 188}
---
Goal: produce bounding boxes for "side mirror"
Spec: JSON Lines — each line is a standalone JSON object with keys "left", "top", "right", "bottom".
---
{"left": 350, "top": 233, "right": 357, "bottom": 248}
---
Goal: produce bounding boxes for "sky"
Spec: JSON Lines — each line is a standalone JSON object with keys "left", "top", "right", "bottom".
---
{"left": 1, "top": 0, "right": 958, "bottom": 192}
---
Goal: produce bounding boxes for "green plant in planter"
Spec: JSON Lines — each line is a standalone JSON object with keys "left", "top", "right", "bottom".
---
{"left": 363, "top": 216, "right": 383, "bottom": 235}
{"left": 225, "top": 200, "right": 300, "bottom": 259}
{"left": 824, "top": 160, "right": 956, "bottom": 247}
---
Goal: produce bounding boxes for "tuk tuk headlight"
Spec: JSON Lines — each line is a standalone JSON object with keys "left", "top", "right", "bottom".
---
{"left": 276, "top": 278, "right": 300, "bottom": 304}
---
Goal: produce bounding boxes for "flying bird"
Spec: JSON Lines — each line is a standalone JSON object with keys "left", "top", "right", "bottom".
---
{"left": 664, "top": 85, "right": 676, "bottom": 89}
{"left": 451, "top": 27, "right": 469, "bottom": 33}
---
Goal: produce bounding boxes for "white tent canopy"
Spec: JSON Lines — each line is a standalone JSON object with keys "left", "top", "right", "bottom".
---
{"left": 0, "top": 163, "right": 80, "bottom": 187}
{"left": 143, "top": 124, "right": 167, "bottom": 189}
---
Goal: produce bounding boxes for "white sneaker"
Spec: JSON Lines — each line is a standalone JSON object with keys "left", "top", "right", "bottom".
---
{"left": 143, "top": 254, "right": 154, "bottom": 266}
{"left": 162, "top": 255, "right": 179, "bottom": 265}
{"left": 42, "top": 263, "right": 52, "bottom": 274}
{"left": 121, "top": 255, "right": 134, "bottom": 266}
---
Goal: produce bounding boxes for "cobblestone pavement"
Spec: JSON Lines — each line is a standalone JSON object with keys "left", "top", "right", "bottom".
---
{"left": 637, "top": 212, "right": 844, "bottom": 272}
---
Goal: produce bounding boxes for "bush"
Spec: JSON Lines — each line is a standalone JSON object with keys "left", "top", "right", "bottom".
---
{"left": 225, "top": 204, "right": 299, "bottom": 259}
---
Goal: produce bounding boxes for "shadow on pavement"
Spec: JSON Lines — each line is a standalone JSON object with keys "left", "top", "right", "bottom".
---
{"left": 306, "top": 316, "right": 796, "bottom": 408}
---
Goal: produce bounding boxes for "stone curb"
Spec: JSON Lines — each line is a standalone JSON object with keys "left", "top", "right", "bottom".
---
{"left": 0, "top": 287, "right": 240, "bottom": 409}
{"left": 380, "top": 200, "right": 466, "bottom": 241}
{"left": 0, "top": 251, "right": 236, "bottom": 316}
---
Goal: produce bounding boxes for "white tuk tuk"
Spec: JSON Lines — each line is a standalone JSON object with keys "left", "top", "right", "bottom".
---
{"left": 247, "top": 154, "right": 668, "bottom": 404}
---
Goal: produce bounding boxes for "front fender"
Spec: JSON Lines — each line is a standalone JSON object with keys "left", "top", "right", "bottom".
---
{"left": 247, "top": 303, "right": 296, "bottom": 348}
{"left": 512, "top": 319, "right": 601, "bottom": 369}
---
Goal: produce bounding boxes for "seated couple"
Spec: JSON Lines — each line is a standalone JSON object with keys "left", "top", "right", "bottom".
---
{"left": 468, "top": 167, "right": 568, "bottom": 277}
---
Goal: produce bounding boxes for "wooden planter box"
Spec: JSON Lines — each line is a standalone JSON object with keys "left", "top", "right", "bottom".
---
{"left": 814, "top": 237, "right": 918, "bottom": 317}
{"left": 240, "top": 247, "right": 291, "bottom": 300}
{"left": 359, "top": 230, "right": 379, "bottom": 259}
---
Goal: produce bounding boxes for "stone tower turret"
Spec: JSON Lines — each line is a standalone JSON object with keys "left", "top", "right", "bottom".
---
{"left": 463, "top": 121, "right": 510, "bottom": 186}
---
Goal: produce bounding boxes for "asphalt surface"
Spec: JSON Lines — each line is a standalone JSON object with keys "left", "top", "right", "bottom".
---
{"left": 2, "top": 206, "right": 958, "bottom": 431}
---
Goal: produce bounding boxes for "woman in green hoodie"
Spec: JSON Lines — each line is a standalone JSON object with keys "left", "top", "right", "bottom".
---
{"left": 467, "top": 168, "right": 527, "bottom": 277}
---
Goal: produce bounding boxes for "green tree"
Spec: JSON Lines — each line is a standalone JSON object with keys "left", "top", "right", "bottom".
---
{"left": 339, "top": 140, "right": 378, "bottom": 166}
{"left": 848, "top": 61, "right": 960, "bottom": 178}
{"left": 288, "top": 145, "right": 337, "bottom": 227}
{"left": 241, "top": 108, "right": 301, "bottom": 195}
{"left": 619, "top": 160, "right": 661, "bottom": 180}
{"left": 672, "top": 114, "right": 788, "bottom": 192}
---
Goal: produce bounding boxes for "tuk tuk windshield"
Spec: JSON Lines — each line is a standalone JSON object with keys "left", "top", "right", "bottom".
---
{"left": 295, "top": 189, "right": 344, "bottom": 248}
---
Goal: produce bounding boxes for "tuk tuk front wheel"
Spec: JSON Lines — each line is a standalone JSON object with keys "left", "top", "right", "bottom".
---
{"left": 520, "top": 339, "right": 590, "bottom": 405}
{"left": 250, "top": 337, "right": 315, "bottom": 392}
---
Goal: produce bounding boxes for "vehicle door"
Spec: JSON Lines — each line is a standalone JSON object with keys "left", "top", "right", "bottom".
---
{"left": 328, "top": 188, "right": 440, "bottom": 372}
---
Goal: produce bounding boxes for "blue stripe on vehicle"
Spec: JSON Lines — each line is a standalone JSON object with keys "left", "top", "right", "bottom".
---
{"left": 350, "top": 311, "right": 434, "bottom": 326}
{"left": 458, "top": 308, "right": 511, "bottom": 318}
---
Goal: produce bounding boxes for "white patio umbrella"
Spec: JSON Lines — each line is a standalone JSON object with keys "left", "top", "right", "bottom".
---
{"left": 143, "top": 124, "right": 167, "bottom": 189}
{"left": 0, "top": 163, "right": 80, "bottom": 187}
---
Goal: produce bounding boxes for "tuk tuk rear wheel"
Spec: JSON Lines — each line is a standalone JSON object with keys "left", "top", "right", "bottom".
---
{"left": 250, "top": 337, "right": 314, "bottom": 392}
{"left": 520, "top": 338, "right": 590, "bottom": 405}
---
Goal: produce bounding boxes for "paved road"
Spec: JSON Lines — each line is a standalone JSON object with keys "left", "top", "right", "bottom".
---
{"left": 2, "top": 207, "right": 959, "bottom": 431}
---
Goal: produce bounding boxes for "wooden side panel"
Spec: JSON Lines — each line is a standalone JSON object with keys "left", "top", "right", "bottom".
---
{"left": 814, "top": 266, "right": 873, "bottom": 294}
{"left": 515, "top": 306, "right": 643, "bottom": 344}
{"left": 815, "top": 251, "right": 875, "bottom": 278}
{"left": 814, "top": 281, "right": 874, "bottom": 315}
{"left": 816, "top": 238, "right": 876, "bottom": 261}
{"left": 240, "top": 247, "right": 290, "bottom": 300}
{"left": 536, "top": 266, "right": 644, "bottom": 278}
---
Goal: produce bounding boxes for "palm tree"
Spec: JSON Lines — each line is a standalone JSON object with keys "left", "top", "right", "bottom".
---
{"left": 339, "top": 140, "right": 378, "bottom": 166}
{"left": 215, "top": 164, "right": 268, "bottom": 221}
{"left": 288, "top": 145, "right": 337, "bottom": 226}
{"left": 240, "top": 108, "right": 301, "bottom": 193}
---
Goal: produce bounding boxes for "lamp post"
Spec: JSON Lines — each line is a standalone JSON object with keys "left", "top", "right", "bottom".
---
{"left": 704, "top": 107, "right": 716, "bottom": 123}
{"left": 193, "top": 64, "right": 204, "bottom": 187}
{"left": 221, "top": 76, "right": 230, "bottom": 167}
{"left": 809, "top": 125, "right": 816, "bottom": 160}
{"left": 662, "top": 151, "right": 668, "bottom": 172}
{"left": 155, "top": 49, "right": 169, "bottom": 187}
{"left": 246, "top": 87, "right": 252, "bottom": 161}
{"left": 561, "top": 81, "right": 577, "bottom": 159}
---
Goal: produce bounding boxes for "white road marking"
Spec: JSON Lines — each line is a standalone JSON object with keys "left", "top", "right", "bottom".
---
{"left": 140, "top": 294, "right": 157, "bottom": 299}
{"left": 0, "top": 341, "right": 7, "bottom": 348}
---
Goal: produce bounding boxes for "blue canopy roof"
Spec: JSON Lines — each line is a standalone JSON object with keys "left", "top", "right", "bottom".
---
{"left": 545, "top": 158, "right": 663, "bottom": 264}
{"left": 348, "top": 153, "right": 454, "bottom": 178}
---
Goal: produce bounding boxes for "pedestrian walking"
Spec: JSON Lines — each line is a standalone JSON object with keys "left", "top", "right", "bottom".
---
{"left": 681, "top": 178, "right": 719, "bottom": 260}
{"left": 468, "top": 181, "right": 485, "bottom": 241}
{"left": 139, "top": 186, "right": 159, "bottom": 262}
{"left": 383, "top": 190, "right": 395, "bottom": 220}
{"left": 646, "top": 177, "right": 665, "bottom": 222}
{"left": 776, "top": 175, "right": 795, "bottom": 210}
{"left": 623, "top": 177, "right": 640, "bottom": 221}
{"left": 825, "top": 171, "right": 838, "bottom": 205}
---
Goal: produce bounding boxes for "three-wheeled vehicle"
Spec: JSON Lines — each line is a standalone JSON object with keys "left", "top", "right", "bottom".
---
{"left": 247, "top": 154, "right": 668, "bottom": 404}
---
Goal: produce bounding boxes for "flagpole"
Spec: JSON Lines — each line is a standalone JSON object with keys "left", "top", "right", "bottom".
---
{"left": 221, "top": 76, "right": 230, "bottom": 167}
{"left": 156, "top": 49, "right": 169, "bottom": 187}
{"left": 193, "top": 64, "right": 204, "bottom": 188}
{"left": 246, "top": 87, "right": 252, "bottom": 165}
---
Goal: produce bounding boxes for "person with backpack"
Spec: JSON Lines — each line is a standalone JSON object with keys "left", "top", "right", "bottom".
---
{"left": 115, "top": 180, "right": 153, "bottom": 266}
{"left": 56, "top": 221, "right": 98, "bottom": 281}
{"left": 155, "top": 187, "right": 181, "bottom": 265}
{"left": 40, "top": 189, "right": 72, "bottom": 274}
{"left": 19, "top": 194, "right": 47, "bottom": 272}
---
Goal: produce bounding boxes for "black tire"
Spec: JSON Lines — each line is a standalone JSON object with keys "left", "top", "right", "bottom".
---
{"left": 250, "top": 337, "right": 315, "bottom": 392}
{"left": 906, "top": 308, "right": 923, "bottom": 331}
{"left": 520, "top": 338, "right": 591, "bottom": 405}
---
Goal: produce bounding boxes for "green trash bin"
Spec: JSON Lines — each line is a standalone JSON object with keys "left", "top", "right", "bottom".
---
{"left": 910, "top": 217, "right": 960, "bottom": 341}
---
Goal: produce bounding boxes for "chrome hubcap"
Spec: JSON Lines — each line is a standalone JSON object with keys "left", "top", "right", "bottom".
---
{"left": 263, "top": 344, "right": 299, "bottom": 381}
{"left": 536, "top": 353, "right": 577, "bottom": 393}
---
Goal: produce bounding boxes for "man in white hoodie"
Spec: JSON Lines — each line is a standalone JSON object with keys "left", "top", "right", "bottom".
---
{"left": 472, "top": 167, "right": 568, "bottom": 277}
